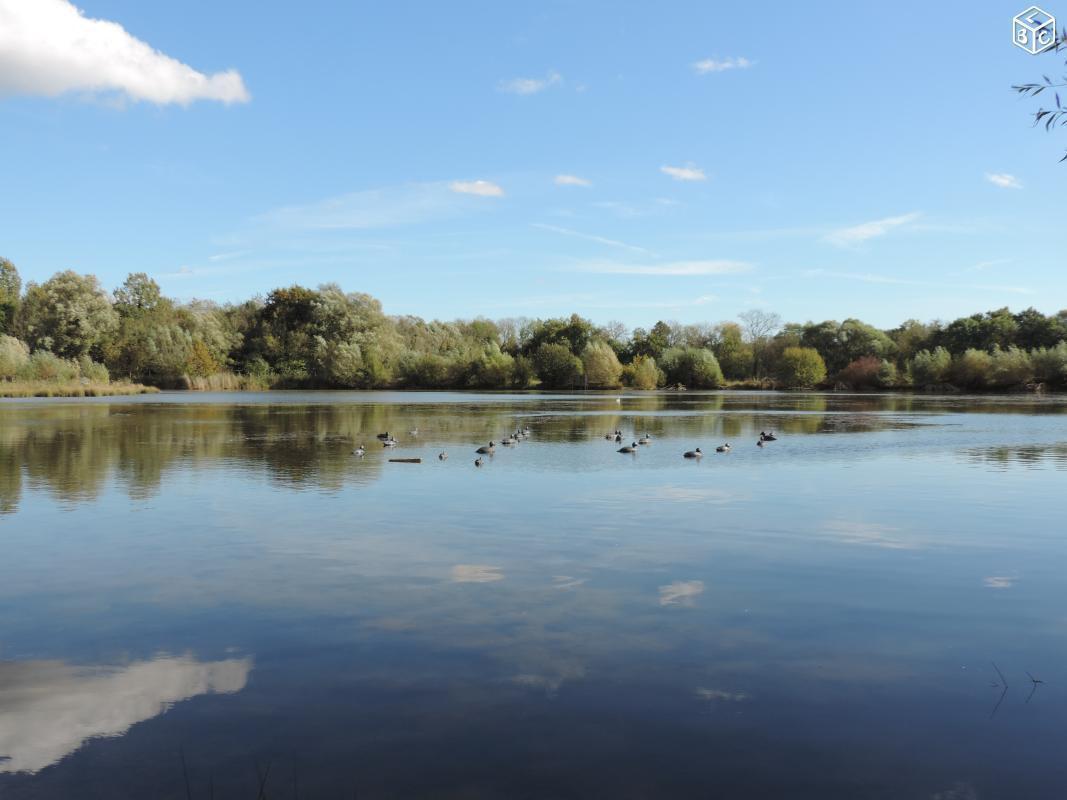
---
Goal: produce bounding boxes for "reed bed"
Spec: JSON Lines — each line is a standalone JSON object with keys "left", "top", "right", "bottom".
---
{"left": 0, "top": 381, "right": 158, "bottom": 398}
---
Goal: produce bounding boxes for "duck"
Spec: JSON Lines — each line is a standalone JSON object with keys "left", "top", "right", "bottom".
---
{"left": 683, "top": 447, "right": 703, "bottom": 458}
{"left": 502, "top": 436, "right": 517, "bottom": 446}
{"left": 408, "top": 427, "right": 419, "bottom": 436}
{"left": 475, "top": 456, "right": 484, "bottom": 467}
{"left": 715, "top": 443, "right": 731, "bottom": 453}
{"left": 382, "top": 437, "right": 399, "bottom": 447}
{"left": 759, "top": 431, "right": 777, "bottom": 442}
{"left": 376, "top": 432, "right": 391, "bottom": 440}
{"left": 604, "top": 432, "right": 616, "bottom": 440}
{"left": 476, "top": 441, "right": 496, "bottom": 454}
{"left": 614, "top": 433, "right": 623, "bottom": 443}
{"left": 618, "top": 441, "right": 638, "bottom": 454}
{"left": 352, "top": 444, "right": 366, "bottom": 456}
{"left": 638, "top": 433, "right": 652, "bottom": 445}
{"left": 438, "top": 452, "right": 448, "bottom": 460}
{"left": 522, "top": 426, "right": 531, "bottom": 435}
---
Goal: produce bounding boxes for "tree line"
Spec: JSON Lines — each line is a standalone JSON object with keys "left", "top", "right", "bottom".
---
{"left": 2, "top": 257, "right": 1066, "bottom": 391}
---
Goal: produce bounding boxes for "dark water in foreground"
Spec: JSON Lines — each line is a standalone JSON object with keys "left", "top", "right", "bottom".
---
{"left": 1, "top": 391, "right": 1066, "bottom": 799}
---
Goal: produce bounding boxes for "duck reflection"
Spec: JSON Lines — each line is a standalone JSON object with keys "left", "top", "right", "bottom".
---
{"left": 0, "top": 654, "right": 252, "bottom": 774}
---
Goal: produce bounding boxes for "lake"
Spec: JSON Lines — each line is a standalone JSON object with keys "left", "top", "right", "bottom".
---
{"left": 1, "top": 391, "right": 1065, "bottom": 799}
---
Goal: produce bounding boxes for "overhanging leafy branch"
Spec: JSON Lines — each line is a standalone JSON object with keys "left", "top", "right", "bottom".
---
{"left": 1012, "top": 27, "right": 1067, "bottom": 160}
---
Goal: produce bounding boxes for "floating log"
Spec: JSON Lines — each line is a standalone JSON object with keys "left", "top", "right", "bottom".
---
{"left": 388, "top": 458, "right": 422, "bottom": 464}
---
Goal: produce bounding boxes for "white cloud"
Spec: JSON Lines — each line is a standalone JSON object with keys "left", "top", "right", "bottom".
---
{"left": 953, "top": 258, "right": 1012, "bottom": 274}
{"left": 592, "top": 200, "right": 643, "bottom": 218}
{"left": 208, "top": 250, "right": 249, "bottom": 262}
{"left": 823, "top": 211, "right": 921, "bottom": 246}
{"left": 554, "top": 174, "right": 591, "bottom": 187}
{"left": 498, "top": 71, "right": 562, "bottom": 95}
{"left": 804, "top": 268, "right": 1032, "bottom": 295}
{"left": 507, "top": 292, "right": 717, "bottom": 311}
{"left": 659, "top": 580, "right": 705, "bottom": 606}
{"left": 692, "top": 56, "right": 752, "bottom": 74}
{"left": 450, "top": 179, "right": 505, "bottom": 197}
{"left": 661, "top": 164, "right": 707, "bottom": 182}
{"left": 576, "top": 259, "right": 751, "bottom": 276}
{"left": 451, "top": 564, "right": 504, "bottom": 583}
{"left": 986, "top": 172, "right": 1022, "bottom": 189}
{"left": 532, "top": 223, "right": 655, "bottom": 255}
{"left": 260, "top": 183, "right": 468, "bottom": 230}
{"left": 0, "top": 655, "right": 251, "bottom": 774}
{"left": 0, "top": 0, "right": 249, "bottom": 105}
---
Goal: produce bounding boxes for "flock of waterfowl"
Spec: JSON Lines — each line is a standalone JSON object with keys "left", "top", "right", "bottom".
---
{"left": 352, "top": 426, "right": 779, "bottom": 465}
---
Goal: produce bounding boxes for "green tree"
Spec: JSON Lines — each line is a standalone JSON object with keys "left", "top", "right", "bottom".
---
{"left": 0, "top": 258, "right": 20, "bottom": 335}
{"left": 18, "top": 271, "right": 118, "bottom": 359}
{"left": 888, "top": 319, "right": 937, "bottom": 363}
{"left": 799, "top": 318, "right": 895, "bottom": 374}
{"left": 660, "top": 346, "right": 724, "bottom": 388}
{"left": 468, "top": 344, "right": 514, "bottom": 389}
{"left": 776, "top": 346, "right": 827, "bottom": 388}
{"left": 105, "top": 273, "right": 195, "bottom": 383}
{"left": 710, "top": 322, "right": 752, "bottom": 379}
{"left": 623, "top": 355, "right": 662, "bottom": 389}
{"left": 989, "top": 346, "right": 1033, "bottom": 388}
{"left": 533, "top": 342, "right": 583, "bottom": 388}
{"left": 952, "top": 349, "right": 994, "bottom": 389}
{"left": 0, "top": 335, "right": 30, "bottom": 379}
{"left": 1013, "top": 307, "right": 1066, "bottom": 349}
{"left": 511, "top": 355, "right": 535, "bottom": 388}
{"left": 581, "top": 340, "right": 623, "bottom": 388}
{"left": 185, "top": 339, "right": 220, "bottom": 377}
{"left": 114, "top": 273, "right": 165, "bottom": 316}
{"left": 523, "top": 314, "right": 596, "bottom": 357}
{"left": 738, "top": 309, "right": 782, "bottom": 378}
{"left": 630, "top": 320, "right": 673, "bottom": 361}
{"left": 909, "top": 347, "right": 952, "bottom": 386}
{"left": 937, "top": 308, "right": 1018, "bottom": 354}
{"left": 1031, "top": 343, "right": 1067, "bottom": 386}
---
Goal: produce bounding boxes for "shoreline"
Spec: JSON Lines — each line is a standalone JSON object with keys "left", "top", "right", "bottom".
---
{"left": 1, "top": 384, "right": 1060, "bottom": 400}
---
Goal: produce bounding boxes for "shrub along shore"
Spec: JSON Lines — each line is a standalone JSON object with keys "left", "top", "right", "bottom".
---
{"left": 2, "top": 258, "right": 1066, "bottom": 395}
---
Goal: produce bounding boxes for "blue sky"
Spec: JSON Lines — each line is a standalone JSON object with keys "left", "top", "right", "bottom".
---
{"left": 1, "top": 0, "right": 1064, "bottom": 329}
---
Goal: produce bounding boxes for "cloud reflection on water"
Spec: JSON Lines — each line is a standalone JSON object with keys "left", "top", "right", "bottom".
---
{"left": 658, "top": 580, "right": 705, "bottom": 606}
{"left": 0, "top": 654, "right": 252, "bottom": 774}
{"left": 451, "top": 564, "right": 504, "bottom": 583}
{"left": 983, "top": 575, "right": 1016, "bottom": 589}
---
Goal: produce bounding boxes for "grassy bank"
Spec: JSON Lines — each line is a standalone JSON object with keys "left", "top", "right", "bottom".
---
{"left": 175, "top": 372, "right": 271, "bottom": 391}
{"left": 0, "top": 380, "right": 158, "bottom": 398}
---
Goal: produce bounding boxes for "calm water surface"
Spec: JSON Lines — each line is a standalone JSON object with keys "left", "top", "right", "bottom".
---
{"left": 1, "top": 391, "right": 1066, "bottom": 799}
